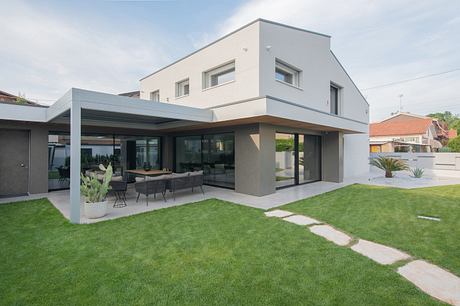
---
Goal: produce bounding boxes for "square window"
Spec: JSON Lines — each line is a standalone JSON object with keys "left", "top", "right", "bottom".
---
{"left": 275, "top": 60, "right": 300, "bottom": 87}
{"left": 203, "top": 61, "right": 235, "bottom": 89}
{"left": 176, "top": 79, "right": 189, "bottom": 97}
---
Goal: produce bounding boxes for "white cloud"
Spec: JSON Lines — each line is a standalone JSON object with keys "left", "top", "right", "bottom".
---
{"left": 200, "top": 0, "right": 460, "bottom": 121}
{"left": 0, "top": 1, "right": 172, "bottom": 104}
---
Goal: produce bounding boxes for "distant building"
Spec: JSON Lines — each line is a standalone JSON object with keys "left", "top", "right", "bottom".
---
{"left": 370, "top": 113, "right": 443, "bottom": 153}
{"left": 448, "top": 129, "right": 458, "bottom": 140}
{"left": 0, "top": 90, "right": 41, "bottom": 106}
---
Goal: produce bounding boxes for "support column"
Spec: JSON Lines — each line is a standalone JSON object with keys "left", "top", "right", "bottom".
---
{"left": 322, "top": 131, "right": 344, "bottom": 183}
{"left": 235, "top": 124, "right": 275, "bottom": 196}
{"left": 70, "top": 101, "right": 81, "bottom": 224}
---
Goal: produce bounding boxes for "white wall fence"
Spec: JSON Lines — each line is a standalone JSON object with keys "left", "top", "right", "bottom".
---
{"left": 370, "top": 152, "right": 460, "bottom": 177}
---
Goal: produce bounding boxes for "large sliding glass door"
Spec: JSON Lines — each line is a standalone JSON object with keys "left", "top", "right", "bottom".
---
{"left": 175, "top": 133, "right": 235, "bottom": 189}
{"left": 275, "top": 133, "right": 321, "bottom": 189}
{"left": 48, "top": 133, "right": 161, "bottom": 191}
{"left": 275, "top": 133, "right": 296, "bottom": 188}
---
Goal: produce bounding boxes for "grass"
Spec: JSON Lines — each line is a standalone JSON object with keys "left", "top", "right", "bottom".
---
{"left": 282, "top": 184, "right": 460, "bottom": 276}
{"left": 0, "top": 197, "right": 440, "bottom": 305}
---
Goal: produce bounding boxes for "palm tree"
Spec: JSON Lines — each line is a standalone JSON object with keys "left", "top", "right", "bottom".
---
{"left": 370, "top": 156, "right": 409, "bottom": 178}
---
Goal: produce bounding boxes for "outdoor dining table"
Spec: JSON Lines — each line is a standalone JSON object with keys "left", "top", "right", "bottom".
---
{"left": 125, "top": 169, "right": 172, "bottom": 180}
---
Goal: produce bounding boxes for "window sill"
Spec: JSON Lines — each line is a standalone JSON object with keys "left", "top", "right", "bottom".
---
{"left": 276, "top": 79, "right": 303, "bottom": 90}
{"left": 202, "top": 80, "right": 235, "bottom": 92}
{"left": 175, "top": 94, "right": 189, "bottom": 100}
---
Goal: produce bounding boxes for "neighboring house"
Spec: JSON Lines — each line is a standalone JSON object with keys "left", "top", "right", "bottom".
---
{"left": 448, "top": 129, "right": 458, "bottom": 140}
{"left": 0, "top": 90, "right": 42, "bottom": 106}
{"left": 0, "top": 19, "right": 369, "bottom": 223}
{"left": 369, "top": 113, "right": 442, "bottom": 153}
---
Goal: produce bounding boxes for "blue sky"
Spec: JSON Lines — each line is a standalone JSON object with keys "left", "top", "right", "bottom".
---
{"left": 1, "top": 0, "right": 459, "bottom": 121}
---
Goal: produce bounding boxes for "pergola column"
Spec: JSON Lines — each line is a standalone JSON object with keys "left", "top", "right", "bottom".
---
{"left": 69, "top": 100, "right": 81, "bottom": 224}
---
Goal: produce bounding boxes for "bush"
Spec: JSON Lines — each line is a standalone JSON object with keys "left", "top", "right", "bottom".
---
{"left": 447, "top": 136, "right": 460, "bottom": 152}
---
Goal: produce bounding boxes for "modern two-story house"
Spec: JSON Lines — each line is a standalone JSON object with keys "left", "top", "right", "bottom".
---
{"left": 0, "top": 19, "right": 369, "bottom": 223}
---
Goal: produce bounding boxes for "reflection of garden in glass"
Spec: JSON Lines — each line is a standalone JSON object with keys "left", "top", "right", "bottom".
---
{"left": 175, "top": 133, "right": 234, "bottom": 188}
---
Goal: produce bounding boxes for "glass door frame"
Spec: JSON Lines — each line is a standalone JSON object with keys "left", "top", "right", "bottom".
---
{"left": 276, "top": 132, "right": 322, "bottom": 190}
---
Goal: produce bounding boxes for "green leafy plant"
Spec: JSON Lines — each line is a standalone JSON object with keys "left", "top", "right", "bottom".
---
{"left": 80, "top": 163, "right": 113, "bottom": 203}
{"left": 370, "top": 156, "right": 409, "bottom": 178}
{"left": 411, "top": 167, "right": 424, "bottom": 178}
{"left": 447, "top": 136, "right": 460, "bottom": 152}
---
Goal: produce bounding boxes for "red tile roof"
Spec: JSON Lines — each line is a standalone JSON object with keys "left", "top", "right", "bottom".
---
{"left": 370, "top": 118, "right": 433, "bottom": 137}
{"left": 448, "top": 129, "right": 458, "bottom": 139}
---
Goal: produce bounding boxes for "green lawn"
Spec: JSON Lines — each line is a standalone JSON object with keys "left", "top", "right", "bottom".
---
{"left": 0, "top": 197, "right": 440, "bottom": 305}
{"left": 282, "top": 184, "right": 460, "bottom": 276}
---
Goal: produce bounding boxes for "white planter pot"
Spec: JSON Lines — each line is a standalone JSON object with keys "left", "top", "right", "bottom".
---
{"left": 84, "top": 201, "right": 107, "bottom": 219}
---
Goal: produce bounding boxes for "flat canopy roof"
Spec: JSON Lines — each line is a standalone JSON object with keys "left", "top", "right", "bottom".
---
{"left": 0, "top": 88, "right": 214, "bottom": 130}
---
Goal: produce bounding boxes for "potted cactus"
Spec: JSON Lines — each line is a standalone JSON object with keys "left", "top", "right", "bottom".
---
{"left": 80, "top": 163, "right": 113, "bottom": 219}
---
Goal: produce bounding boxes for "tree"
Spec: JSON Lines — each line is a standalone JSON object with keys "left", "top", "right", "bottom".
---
{"left": 447, "top": 136, "right": 460, "bottom": 152}
{"left": 427, "top": 111, "right": 460, "bottom": 134}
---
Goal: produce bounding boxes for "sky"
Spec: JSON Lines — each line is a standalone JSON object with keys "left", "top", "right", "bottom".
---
{"left": 1, "top": 0, "right": 459, "bottom": 122}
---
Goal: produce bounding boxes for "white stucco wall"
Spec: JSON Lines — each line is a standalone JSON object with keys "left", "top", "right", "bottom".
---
{"left": 140, "top": 22, "right": 260, "bottom": 108}
{"left": 344, "top": 133, "right": 370, "bottom": 178}
{"left": 259, "top": 21, "right": 369, "bottom": 124}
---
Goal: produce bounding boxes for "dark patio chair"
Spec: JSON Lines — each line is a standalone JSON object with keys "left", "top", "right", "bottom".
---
{"left": 135, "top": 179, "right": 167, "bottom": 206}
{"left": 110, "top": 179, "right": 128, "bottom": 208}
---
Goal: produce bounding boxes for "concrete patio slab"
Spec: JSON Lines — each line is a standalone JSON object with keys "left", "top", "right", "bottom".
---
{"left": 351, "top": 239, "right": 411, "bottom": 265}
{"left": 264, "top": 209, "right": 293, "bottom": 218}
{"left": 282, "top": 215, "right": 321, "bottom": 226}
{"left": 398, "top": 260, "right": 460, "bottom": 305}
{"left": 309, "top": 225, "right": 352, "bottom": 246}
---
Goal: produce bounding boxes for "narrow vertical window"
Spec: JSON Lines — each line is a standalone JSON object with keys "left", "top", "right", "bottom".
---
{"left": 330, "top": 85, "right": 339, "bottom": 115}
{"left": 150, "top": 90, "right": 160, "bottom": 102}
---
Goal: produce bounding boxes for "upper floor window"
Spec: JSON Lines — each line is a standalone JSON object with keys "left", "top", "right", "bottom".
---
{"left": 176, "top": 79, "right": 189, "bottom": 97}
{"left": 150, "top": 90, "right": 160, "bottom": 102}
{"left": 203, "top": 61, "right": 235, "bottom": 89}
{"left": 275, "top": 59, "right": 300, "bottom": 87}
{"left": 330, "top": 84, "right": 340, "bottom": 115}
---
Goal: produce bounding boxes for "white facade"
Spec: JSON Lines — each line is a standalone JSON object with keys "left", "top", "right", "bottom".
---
{"left": 140, "top": 19, "right": 369, "bottom": 178}
{"left": 140, "top": 20, "right": 369, "bottom": 125}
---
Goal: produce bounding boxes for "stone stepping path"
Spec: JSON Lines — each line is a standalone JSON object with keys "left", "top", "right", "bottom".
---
{"left": 309, "top": 225, "right": 352, "bottom": 246}
{"left": 283, "top": 215, "right": 321, "bottom": 226}
{"left": 351, "top": 239, "right": 411, "bottom": 265}
{"left": 264, "top": 209, "right": 460, "bottom": 305}
{"left": 264, "top": 209, "right": 293, "bottom": 218}
{"left": 398, "top": 260, "right": 460, "bottom": 305}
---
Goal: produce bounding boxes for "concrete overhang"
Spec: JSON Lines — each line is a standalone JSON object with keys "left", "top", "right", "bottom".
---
{"left": 206, "top": 96, "right": 368, "bottom": 134}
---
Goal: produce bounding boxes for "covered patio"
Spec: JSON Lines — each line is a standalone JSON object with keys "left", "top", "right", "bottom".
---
{"left": 45, "top": 88, "right": 214, "bottom": 223}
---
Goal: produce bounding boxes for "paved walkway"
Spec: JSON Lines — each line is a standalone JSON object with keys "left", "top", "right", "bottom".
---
{"left": 265, "top": 209, "right": 460, "bottom": 305}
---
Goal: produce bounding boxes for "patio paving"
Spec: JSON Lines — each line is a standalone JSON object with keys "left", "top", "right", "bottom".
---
{"left": 0, "top": 180, "right": 354, "bottom": 223}
{"left": 309, "top": 225, "right": 352, "bottom": 246}
{"left": 398, "top": 260, "right": 460, "bottom": 305}
{"left": 282, "top": 215, "right": 321, "bottom": 226}
{"left": 351, "top": 239, "right": 411, "bottom": 265}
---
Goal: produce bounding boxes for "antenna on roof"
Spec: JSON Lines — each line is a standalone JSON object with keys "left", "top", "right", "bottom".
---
{"left": 398, "top": 94, "right": 404, "bottom": 113}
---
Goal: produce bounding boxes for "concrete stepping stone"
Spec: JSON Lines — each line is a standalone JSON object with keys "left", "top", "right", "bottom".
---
{"left": 351, "top": 239, "right": 410, "bottom": 265}
{"left": 398, "top": 260, "right": 460, "bottom": 305}
{"left": 309, "top": 225, "right": 352, "bottom": 246}
{"left": 282, "top": 215, "right": 321, "bottom": 226}
{"left": 264, "top": 209, "right": 293, "bottom": 218}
